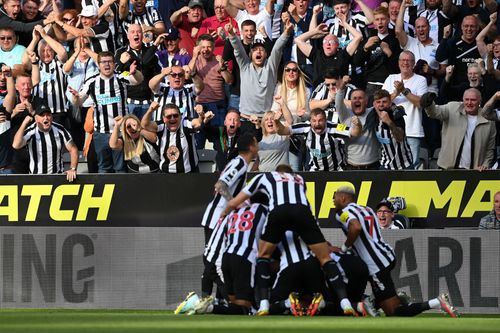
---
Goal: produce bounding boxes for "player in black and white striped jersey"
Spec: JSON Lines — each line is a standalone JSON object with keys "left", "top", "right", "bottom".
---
{"left": 221, "top": 165, "right": 357, "bottom": 316}
{"left": 269, "top": 231, "right": 371, "bottom": 317}
{"left": 122, "top": 0, "right": 166, "bottom": 36}
{"left": 200, "top": 133, "right": 259, "bottom": 302}
{"left": 149, "top": 65, "right": 204, "bottom": 121}
{"left": 189, "top": 196, "right": 267, "bottom": 315}
{"left": 276, "top": 109, "right": 362, "bottom": 171}
{"left": 372, "top": 89, "right": 413, "bottom": 170}
{"left": 333, "top": 186, "right": 459, "bottom": 318}
{"left": 12, "top": 104, "right": 78, "bottom": 182}
{"left": 69, "top": 51, "right": 143, "bottom": 173}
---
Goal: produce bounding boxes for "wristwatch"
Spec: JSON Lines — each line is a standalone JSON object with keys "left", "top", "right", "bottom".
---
{"left": 402, "top": 88, "right": 411, "bottom": 96}
{"left": 341, "top": 244, "right": 351, "bottom": 253}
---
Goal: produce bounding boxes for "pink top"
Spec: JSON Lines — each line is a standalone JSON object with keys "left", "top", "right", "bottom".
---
{"left": 195, "top": 58, "right": 226, "bottom": 103}
{"left": 197, "top": 15, "right": 240, "bottom": 56}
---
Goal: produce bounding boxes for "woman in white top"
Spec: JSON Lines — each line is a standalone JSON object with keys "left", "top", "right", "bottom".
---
{"left": 257, "top": 111, "right": 290, "bottom": 172}
{"left": 271, "top": 61, "right": 310, "bottom": 171}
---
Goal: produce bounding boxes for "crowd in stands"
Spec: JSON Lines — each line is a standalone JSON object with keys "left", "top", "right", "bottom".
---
{"left": 0, "top": 0, "right": 499, "bottom": 177}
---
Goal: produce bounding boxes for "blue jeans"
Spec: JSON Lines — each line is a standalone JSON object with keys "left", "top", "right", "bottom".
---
{"left": 196, "top": 100, "right": 227, "bottom": 149}
{"left": 0, "top": 168, "right": 14, "bottom": 174}
{"left": 93, "top": 132, "right": 126, "bottom": 173}
{"left": 127, "top": 103, "right": 150, "bottom": 120}
{"left": 228, "top": 94, "right": 240, "bottom": 111}
{"left": 407, "top": 137, "right": 422, "bottom": 169}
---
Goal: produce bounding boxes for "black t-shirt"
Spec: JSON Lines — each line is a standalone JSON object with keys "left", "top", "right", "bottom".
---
{"left": 436, "top": 37, "right": 481, "bottom": 85}
{"left": 309, "top": 47, "right": 351, "bottom": 88}
{"left": 362, "top": 30, "right": 401, "bottom": 84}
{"left": 0, "top": 105, "right": 13, "bottom": 168}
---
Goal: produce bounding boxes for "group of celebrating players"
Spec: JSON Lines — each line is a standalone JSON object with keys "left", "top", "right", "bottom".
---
{"left": 173, "top": 133, "right": 459, "bottom": 318}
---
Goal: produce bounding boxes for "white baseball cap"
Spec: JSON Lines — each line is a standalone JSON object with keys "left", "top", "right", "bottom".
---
{"left": 79, "top": 6, "right": 97, "bottom": 18}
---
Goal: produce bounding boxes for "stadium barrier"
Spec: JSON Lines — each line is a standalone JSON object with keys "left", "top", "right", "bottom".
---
{"left": 0, "top": 171, "right": 499, "bottom": 313}
{"left": 0, "top": 171, "right": 499, "bottom": 228}
{"left": 0, "top": 228, "right": 498, "bottom": 314}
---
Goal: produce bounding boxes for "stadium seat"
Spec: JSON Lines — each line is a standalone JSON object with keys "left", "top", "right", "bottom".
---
{"left": 197, "top": 149, "right": 217, "bottom": 173}
{"left": 63, "top": 151, "right": 88, "bottom": 173}
{"left": 419, "top": 147, "right": 429, "bottom": 170}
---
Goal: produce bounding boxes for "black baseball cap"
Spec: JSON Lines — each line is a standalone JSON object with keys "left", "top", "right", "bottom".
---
{"left": 188, "top": 0, "right": 204, "bottom": 9}
{"left": 376, "top": 200, "right": 394, "bottom": 212}
{"left": 165, "top": 27, "right": 180, "bottom": 40}
{"left": 35, "top": 103, "right": 51, "bottom": 116}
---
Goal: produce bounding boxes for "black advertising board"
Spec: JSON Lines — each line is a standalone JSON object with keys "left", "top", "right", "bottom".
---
{"left": 0, "top": 170, "right": 498, "bottom": 228}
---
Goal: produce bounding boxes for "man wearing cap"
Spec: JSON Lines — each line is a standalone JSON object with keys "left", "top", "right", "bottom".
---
{"left": 12, "top": 103, "right": 79, "bottom": 182}
{"left": 171, "top": 0, "right": 205, "bottom": 56}
{"left": 55, "top": 5, "right": 115, "bottom": 53}
{"left": 155, "top": 27, "right": 192, "bottom": 68}
{"left": 123, "top": 0, "right": 165, "bottom": 36}
{"left": 333, "top": 186, "right": 458, "bottom": 317}
{"left": 375, "top": 201, "right": 405, "bottom": 230}
{"left": 222, "top": 19, "right": 272, "bottom": 112}
{"left": 197, "top": 0, "right": 239, "bottom": 56}
{"left": 115, "top": 23, "right": 160, "bottom": 120}
{"left": 226, "top": 17, "right": 292, "bottom": 126}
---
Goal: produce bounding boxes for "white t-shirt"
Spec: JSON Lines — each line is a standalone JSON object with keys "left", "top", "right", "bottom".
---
{"left": 459, "top": 114, "right": 478, "bottom": 169}
{"left": 382, "top": 73, "right": 428, "bottom": 137}
{"left": 403, "top": 36, "right": 440, "bottom": 93}
{"left": 235, "top": 8, "right": 272, "bottom": 40}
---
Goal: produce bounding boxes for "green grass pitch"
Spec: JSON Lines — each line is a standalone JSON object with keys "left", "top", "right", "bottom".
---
{"left": 1, "top": 310, "right": 500, "bottom": 333}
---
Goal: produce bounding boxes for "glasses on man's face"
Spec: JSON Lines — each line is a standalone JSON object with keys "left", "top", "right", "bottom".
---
{"left": 323, "top": 40, "right": 338, "bottom": 45}
{"left": 99, "top": 60, "right": 114, "bottom": 65}
{"left": 285, "top": 67, "right": 298, "bottom": 73}
{"left": 325, "top": 83, "right": 336, "bottom": 88}
{"left": 164, "top": 114, "right": 180, "bottom": 120}
{"left": 144, "top": 32, "right": 153, "bottom": 39}
{"left": 63, "top": 17, "right": 74, "bottom": 22}
{"left": 214, "top": 5, "right": 225, "bottom": 10}
{"left": 377, "top": 210, "right": 392, "bottom": 214}
{"left": 170, "top": 72, "right": 184, "bottom": 78}
{"left": 0, "top": 36, "right": 13, "bottom": 41}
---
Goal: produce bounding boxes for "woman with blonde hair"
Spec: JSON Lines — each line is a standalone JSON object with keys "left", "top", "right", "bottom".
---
{"left": 257, "top": 111, "right": 290, "bottom": 172}
{"left": 109, "top": 103, "right": 160, "bottom": 173}
{"left": 271, "top": 61, "right": 310, "bottom": 171}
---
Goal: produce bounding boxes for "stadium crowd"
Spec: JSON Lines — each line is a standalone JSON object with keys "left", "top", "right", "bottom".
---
{"left": 0, "top": 0, "right": 497, "bottom": 318}
{"left": 0, "top": 0, "right": 499, "bottom": 178}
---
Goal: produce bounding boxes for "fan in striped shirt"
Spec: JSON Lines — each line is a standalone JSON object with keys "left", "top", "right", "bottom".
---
{"left": 276, "top": 108, "right": 362, "bottom": 171}
{"left": 12, "top": 104, "right": 78, "bottom": 182}
{"left": 69, "top": 51, "right": 143, "bottom": 173}
{"left": 56, "top": 5, "right": 116, "bottom": 54}
{"left": 149, "top": 65, "right": 204, "bottom": 121}
{"left": 141, "top": 103, "right": 213, "bottom": 173}
{"left": 333, "top": 186, "right": 459, "bottom": 318}
{"left": 372, "top": 89, "right": 413, "bottom": 170}
{"left": 321, "top": 0, "right": 373, "bottom": 46}
{"left": 123, "top": 0, "right": 166, "bottom": 36}
{"left": 23, "top": 25, "right": 68, "bottom": 125}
